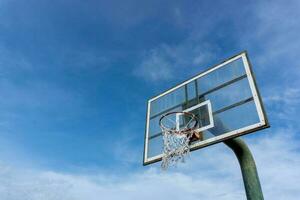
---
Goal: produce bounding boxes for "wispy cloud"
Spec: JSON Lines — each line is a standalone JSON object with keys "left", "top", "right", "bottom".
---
{"left": 249, "top": 128, "right": 300, "bottom": 199}
{"left": 1, "top": 128, "right": 299, "bottom": 200}
{"left": 263, "top": 87, "right": 300, "bottom": 124}
{"left": 134, "top": 42, "right": 216, "bottom": 82}
{"left": 264, "top": 88, "right": 300, "bottom": 106}
{"left": 239, "top": 0, "right": 300, "bottom": 78}
{"left": 0, "top": 1, "right": 299, "bottom": 199}
{"left": 134, "top": 0, "right": 300, "bottom": 84}
{"left": 0, "top": 164, "right": 242, "bottom": 200}
{"left": 0, "top": 78, "right": 84, "bottom": 118}
{"left": 133, "top": 46, "right": 173, "bottom": 81}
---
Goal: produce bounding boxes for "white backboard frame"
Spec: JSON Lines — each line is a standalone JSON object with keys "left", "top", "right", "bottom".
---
{"left": 143, "top": 51, "right": 269, "bottom": 165}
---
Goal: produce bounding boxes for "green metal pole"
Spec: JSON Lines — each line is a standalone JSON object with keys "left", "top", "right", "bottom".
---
{"left": 224, "top": 138, "right": 264, "bottom": 200}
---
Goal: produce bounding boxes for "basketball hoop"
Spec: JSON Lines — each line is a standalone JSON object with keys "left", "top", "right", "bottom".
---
{"left": 159, "top": 111, "right": 198, "bottom": 169}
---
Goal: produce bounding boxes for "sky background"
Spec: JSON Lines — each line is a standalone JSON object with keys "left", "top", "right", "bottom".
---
{"left": 0, "top": 0, "right": 300, "bottom": 199}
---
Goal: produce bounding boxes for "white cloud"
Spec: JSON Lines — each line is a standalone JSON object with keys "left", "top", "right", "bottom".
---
{"left": 0, "top": 164, "right": 243, "bottom": 200}
{"left": 0, "top": 46, "right": 109, "bottom": 75}
{"left": 133, "top": 0, "right": 300, "bottom": 85}
{"left": 0, "top": 78, "right": 84, "bottom": 115}
{"left": 1, "top": 128, "right": 299, "bottom": 200}
{"left": 239, "top": 0, "right": 300, "bottom": 79}
{"left": 0, "top": 1, "right": 299, "bottom": 199}
{"left": 249, "top": 128, "right": 300, "bottom": 199}
{"left": 264, "top": 88, "right": 300, "bottom": 108}
{"left": 263, "top": 87, "right": 300, "bottom": 123}
{"left": 134, "top": 42, "right": 216, "bottom": 82}
{"left": 57, "top": 47, "right": 110, "bottom": 71}
{"left": 134, "top": 47, "right": 173, "bottom": 81}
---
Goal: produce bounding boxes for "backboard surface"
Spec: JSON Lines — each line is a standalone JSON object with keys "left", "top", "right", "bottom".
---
{"left": 143, "top": 52, "right": 269, "bottom": 165}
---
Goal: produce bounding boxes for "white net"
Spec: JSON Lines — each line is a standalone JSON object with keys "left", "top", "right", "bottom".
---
{"left": 159, "top": 111, "right": 198, "bottom": 170}
{"left": 161, "top": 130, "right": 193, "bottom": 170}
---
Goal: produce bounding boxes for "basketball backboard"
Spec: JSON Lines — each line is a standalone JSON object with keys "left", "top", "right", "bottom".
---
{"left": 143, "top": 51, "right": 269, "bottom": 165}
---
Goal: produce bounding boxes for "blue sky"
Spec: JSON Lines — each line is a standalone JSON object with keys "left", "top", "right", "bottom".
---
{"left": 0, "top": 0, "right": 300, "bottom": 199}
